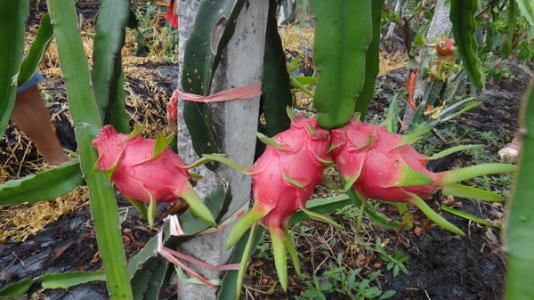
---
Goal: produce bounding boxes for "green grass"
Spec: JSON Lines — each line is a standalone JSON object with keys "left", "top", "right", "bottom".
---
{"left": 296, "top": 253, "right": 396, "bottom": 300}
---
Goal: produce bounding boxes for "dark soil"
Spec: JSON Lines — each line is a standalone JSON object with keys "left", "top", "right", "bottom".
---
{"left": 459, "top": 60, "right": 530, "bottom": 141}
{"left": 0, "top": 199, "right": 154, "bottom": 300}
{"left": 383, "top": 208, "right": 505, "bottom": 300}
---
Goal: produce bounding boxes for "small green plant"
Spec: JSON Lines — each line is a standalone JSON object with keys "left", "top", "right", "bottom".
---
{"left": 256, "top": 235, "right": 272, "bottom": 260}
{"left": 485, "top": 61, "right": 514, "bottom": 82}
{"left": 298, "top": 253, "right": 396, "bottom": 300}
{"left": 367, "top": 238, "right": 409, "bottom": 278}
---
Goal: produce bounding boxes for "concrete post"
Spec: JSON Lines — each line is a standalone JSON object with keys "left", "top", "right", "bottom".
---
{"left": 175, "top": 0, "right": 269, "bottom": 298}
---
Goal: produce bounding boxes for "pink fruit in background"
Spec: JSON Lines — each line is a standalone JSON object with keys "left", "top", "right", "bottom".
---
{"left": 435, "top": 38, "right": 455, "bottom": 56}
{"left": 224, "top": 115, "right": 334, "bottom": 291}
{"left": 331, "top": 119, "right": 516, "bottom": 235}
{"left": 92, "top": 125, "right": 215, "bottom": 226}
{"left": 165, "top": 0, "right": 178, "bottom": 29}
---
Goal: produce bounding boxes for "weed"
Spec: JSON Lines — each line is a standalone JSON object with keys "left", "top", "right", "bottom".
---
{"left": 366, "top": 238, "right": 409, "bottom": 278}
{"left": 297, "top": 253, "right": 396, "bottom": 300}
{"left": 255, "top": 235, "right": 272, "bottom": 260}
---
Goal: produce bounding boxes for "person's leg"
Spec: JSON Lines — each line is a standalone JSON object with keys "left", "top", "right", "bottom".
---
{"left": 11, "top": 85, "right": 70, "bottom": 165}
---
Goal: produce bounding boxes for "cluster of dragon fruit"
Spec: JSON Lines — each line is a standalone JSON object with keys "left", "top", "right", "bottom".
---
{"left": 93, "top": 111, "right": 515, "bottom": 290}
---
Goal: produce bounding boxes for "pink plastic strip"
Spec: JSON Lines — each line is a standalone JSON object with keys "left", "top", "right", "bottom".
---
{"left": 164, "top": 247, "right": 240, "bottom": 271}
{"left": 156, "top": 215, "right": 239, "bottom": 289}
{"left": 176, "top": 83, "right": 262, "bottom": 103}
{"left": 166, "top": 83, "right": 262, "bottom": 122}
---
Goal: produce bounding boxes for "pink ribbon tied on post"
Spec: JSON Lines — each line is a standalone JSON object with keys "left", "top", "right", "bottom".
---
{"left": 163, "top": 83, "right": 262, "bottom": 285}
{"left": 166, "top": 83, "right": 263, "bottom": 124}
{"left": 157, "top": 215, "right": 240, "bottom": 288}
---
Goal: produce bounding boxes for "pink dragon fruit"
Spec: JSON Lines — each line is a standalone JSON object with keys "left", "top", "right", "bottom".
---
{"left": 224, "top": 115, "right": 333, "bottom": 290}
{"left": 332, "top": 121, "right": 439, "bottom": 202}
{"left": 92, "top": 125, "right": 216, "bottom": 226}
{"left": 331, "top": 119, "right": 516, "bottom": 235}
{"left": 252, "top": 117, "right": 331, "bottom": 229}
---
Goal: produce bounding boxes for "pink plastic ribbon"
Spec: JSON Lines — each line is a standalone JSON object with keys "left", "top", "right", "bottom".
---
{"left": 166, "top": 83, "right": 263, "bottom": 122}
{"left": 157, "top": 215, "right": 240, "bottom": 288}
{"left": 166, "top": 0, "right": 178, "bottom": 29}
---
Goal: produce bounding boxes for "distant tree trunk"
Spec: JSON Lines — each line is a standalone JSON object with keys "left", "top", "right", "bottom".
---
{"left": 402, "top": 0, "right": 452, "bottom": 127}
{"left": 385, "top": 0, "right": 406, "bottom": 39}
{"left": 174, "top": 0, "right": 269, "bottom": 299}
{"left": 277, "top": 0, "right": 295, "bottom": 25}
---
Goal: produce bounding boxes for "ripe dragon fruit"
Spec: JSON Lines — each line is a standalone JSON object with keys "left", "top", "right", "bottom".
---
{"left": 435, "top": 38, "right": 455, "bottom": 57}
{"left": 92, "top": 125, "right": 216, "bottom": 226}
{"left": 331, "top": 119, "right": 517, "bottom": 235}
{"left": 222, "top": 115, "right": 334, "bottom": 291}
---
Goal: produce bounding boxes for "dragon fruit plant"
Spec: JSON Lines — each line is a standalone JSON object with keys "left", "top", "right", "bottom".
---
{"left": 215, "top": 109, "right": 516, "bottom": 292}
{"left": 429, "top": 38, "right": 459, "bottom": 81}
{"left": 92, "top": 125, "right": 216, "bottom": 227}
{"left": 331, "top": 118, "right": 517, "bottom": 235}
